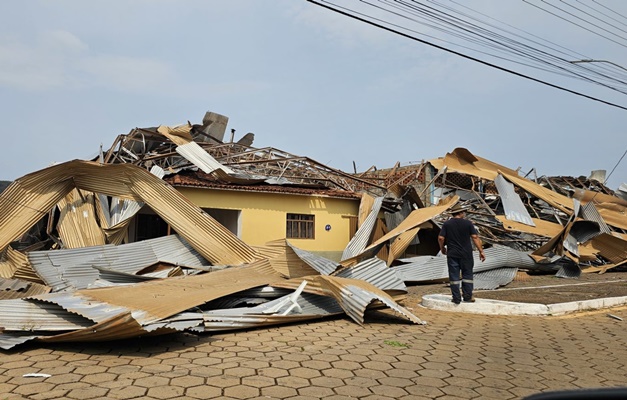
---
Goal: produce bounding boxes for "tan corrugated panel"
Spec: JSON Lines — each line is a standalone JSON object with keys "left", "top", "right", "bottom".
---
{"left": 39, "top": 312, "right": 166, "bottom": 344}
{"left": 387, "top": 227, "right": 420, "bottom": 265}
{"left": 428, "top": 148, "right": 519, "bottom": 181}
{"left": 103, "top": 219, "right": 132, "bottom": 245}
{"left": 372, "top": 218, "right": 389, "bottom": 261}
{"left": 0, "top": 160, "right": 258, "bottom": 265}
{"left": 156, "top": 124, "right": 193, "bottom": 145}
{"left": 7, "top": 246, "right": 43, "bottom": 283}
{"left": 0, "top": 179, "right": 73, "bottom": 252}
{"left": 57, "top": 189, "right": 106, "bottom": 249}
{"left": 256, "top": 239, "right": 319, "bottom": 278}
{"left": 0, "top": 260, "right": 16, "bottom": 278}
{"left": 580, "top": 233, "right": 627, "bottom": 265}
{"left": 501, "top": 172, "right": 574, "bottom": 214}
{"left": 496, "top": 216, "right": 563, "bottom": 238}
{"left": 77, "top": 261, "right": 282, "bottom": 322}
{"left": 366, "top": 195, "right": 460, "bottom": 252}
{"left": 597, "top": 206, "right": 627, "bottom": 230}
{"left": 358, "top": 193, "right": 376, "bottom": 227}
{"left": 429, "top": 148, "right": 574, "bottom": 214}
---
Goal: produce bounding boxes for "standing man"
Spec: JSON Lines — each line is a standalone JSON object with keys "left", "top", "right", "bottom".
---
{"left": 438, "top": 203, "right": 486, "bottom": 304}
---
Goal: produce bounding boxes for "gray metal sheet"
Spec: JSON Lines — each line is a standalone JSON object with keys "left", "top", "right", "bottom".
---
{"left": 199, "top": 292, "right": 343, "bottom": 331}
{"left": 286, "top": 241, "right": 338, "bottom": 275}
{"left": 334, "top": 257, "right": 407, "bottom": 292}
{"left": 495, "top": 174, "right": 535, "bottom": 226}
{"left": 176, "top": 142, "right": 235, "bottom": 175}
{"left": 30, "top": 292, "right": 132, "bottom": 323}
{"left": 0, "top": 333, "right": 41, "bottom": 350}
{"left": 0, "top": 299, "right": 94, "bottom": 331}
{"left": 393, "top": 245, "right": 538, "bottom": 283}
{"left": 580, "top": 202, "right": 611, "bottom": 234}
{"left": 473, "top": 267, "right": 518, "bottom": 290}
{"left": 342, "top": 197, "right": 384, "bottom": 261}
{"left": 29, "top": 235, "right": 210, "bottom": 292}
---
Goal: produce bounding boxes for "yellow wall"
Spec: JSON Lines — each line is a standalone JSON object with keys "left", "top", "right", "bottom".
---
{"left": 176, "top": 187, "right": 359, "bottom": 254}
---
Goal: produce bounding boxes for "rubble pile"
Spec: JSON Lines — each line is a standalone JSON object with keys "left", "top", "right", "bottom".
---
{"left": 0, "top": 112, "right": 625, "bottom": 350}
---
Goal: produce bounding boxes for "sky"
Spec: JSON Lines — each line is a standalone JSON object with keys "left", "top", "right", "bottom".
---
{"left": 1, "top": 1, "right": 626, "bottom": 190}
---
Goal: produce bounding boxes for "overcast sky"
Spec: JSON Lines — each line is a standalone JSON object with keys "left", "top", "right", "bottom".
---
{"left": 1, "top": 1, "right": 626, "bottom": 189}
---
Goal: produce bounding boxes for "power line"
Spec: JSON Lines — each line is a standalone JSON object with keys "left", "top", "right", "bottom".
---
{"left": 306, "top": 0, "right": 627, "bottom": 110}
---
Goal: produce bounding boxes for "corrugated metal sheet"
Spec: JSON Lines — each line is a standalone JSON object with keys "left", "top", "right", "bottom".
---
{"left": 569, "top": 220, "right": 602, "bottom": 244}
{"left": 73, "top": 261, "right": 282, "bottom": 324}
{"left": 365, "top": 196, "right": 459, "bottom": 254}
{"left": 8, "top": 245, "right": 43, "bottom": 284}
{"left": 495, "top": 174, "right": 535, "bottom": 226}
{"left": 29, "top": 235, "right": 211, "bottom": 292}
{"left": 580, "top": 202, "right": 611, "bottom": 234}
{"left": 0, "top": 160, "right": 258, "bottom": 266}
{"left": 387, "top": 227, "right": 421, "bottom": 265}
{"left": 109, "top": 165, "right": 165, "bottom": 226}
{"left": 313, "top": 275, "right": 425, "bottom": 325}
{"left": 259, "top": 239, "right": 319, "bottom": 278}
{"left": 334, "top": 257, "right": 407, "bottom": 292}
{"left": 473, "top": 267, "right": 518, "bottom": 290}
{"left": 393, "top": 245, "right": 538, "bottom": 283}
{"left": 176, "top": 142, "right": 235, "bottom": 175}
{"left": 0, "top": 278, "right": 50, "bottom": 300}
{"left": 556, "top": 263, "right": 581, "bottom": 278}
{"left": 342, "top": 196, "right": 383, "bottom": 261}
{"left": 286, "top": 241, "right": 338, "bottom": 275}
{"left": 0, "top": 178, "right": 74, "bottom": 252}
{"left": 496, "top": 216, "right": 563, "bottom": 238}
{"left": 0, "top": 299, "right": 94, "bottom": 331}
{"left": 57, "top": 189, "right": 106, "bottom": 249}
{"left": 198, "top": 292, "right": 342, "bottom": 332}
{"left": 30, "top": 292, "right": 132, "bottom": 323}
{"left": 0, "top": 333, "right": 41, "bottom": 350}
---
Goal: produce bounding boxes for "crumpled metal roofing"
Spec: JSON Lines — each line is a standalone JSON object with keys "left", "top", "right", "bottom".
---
{"left": 0, "top": 278, "right": 50, "bottom": 300}
{"left": 0, "top": 299, "right": 94, "bottom": 331}
{"left": 29, "top": 235, "right": 210, "bottom": 292}
{"left": 286, "top": 241, "right": 339, "bottom": 275}
{"left": 334, "top": 257, "right": 407, "bottom": 293}
{"left": 342, "top": 196, "right": 384, "bottom": 261}
{"left": 495, "top": 173, "right": 535, "bottom": 226}
{"left": 473, "top": 267, "right": 519, "bottom": 290}
{"left": 393, "top": 245, "right": 538, "bottom": 284}
{"left": 0, "top": 160, "right": 259, "bottom": 266}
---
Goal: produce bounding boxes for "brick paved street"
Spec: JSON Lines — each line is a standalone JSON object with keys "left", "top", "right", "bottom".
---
{"left": 1, "top": 304, "right": 626, "bottom": 400}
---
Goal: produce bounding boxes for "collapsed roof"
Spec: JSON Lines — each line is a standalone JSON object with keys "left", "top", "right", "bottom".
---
{"left": 0, "top": 112, "right": 625, "bottom": 350}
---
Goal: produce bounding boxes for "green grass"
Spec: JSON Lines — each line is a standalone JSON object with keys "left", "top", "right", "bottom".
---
{"left": 384, "top": 340, "right": 409, "bottom": 348}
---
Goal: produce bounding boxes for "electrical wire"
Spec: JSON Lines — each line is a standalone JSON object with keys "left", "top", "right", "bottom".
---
{"left": 306, "top": 0, "right": 627, "bottom": 110}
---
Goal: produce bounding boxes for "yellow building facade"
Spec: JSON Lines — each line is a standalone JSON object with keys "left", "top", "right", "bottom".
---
{"left": 149, "top": 186, "right": 361, "bottom": 261}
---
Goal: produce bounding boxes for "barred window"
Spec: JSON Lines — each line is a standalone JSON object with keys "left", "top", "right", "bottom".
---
{"left": 286, "top": 213, "right": 315, "bottom": 239}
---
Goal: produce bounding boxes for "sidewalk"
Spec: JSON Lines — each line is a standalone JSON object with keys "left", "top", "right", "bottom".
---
{"left": 421, "top": 293, "right": 627, "bottom": 316}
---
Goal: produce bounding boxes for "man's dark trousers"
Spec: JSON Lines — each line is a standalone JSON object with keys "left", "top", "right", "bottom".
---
{"left": 448, "top": 257, "right": 474, "bottom": 303}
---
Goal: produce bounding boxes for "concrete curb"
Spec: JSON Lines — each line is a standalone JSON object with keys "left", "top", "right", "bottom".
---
{"left": 420, "top": 293, "right": 627, "bottom": 316}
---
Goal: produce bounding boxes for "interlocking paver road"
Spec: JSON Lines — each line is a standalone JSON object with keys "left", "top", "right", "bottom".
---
{"left": 1, "top": 304, "right": 626, "bottom": 399}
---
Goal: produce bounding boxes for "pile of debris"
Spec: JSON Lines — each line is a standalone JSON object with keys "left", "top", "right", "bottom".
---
{"left": 0, "top": 112, "right": 625, "bottom": 350}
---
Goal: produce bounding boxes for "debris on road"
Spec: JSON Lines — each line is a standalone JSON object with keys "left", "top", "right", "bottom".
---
{"left": 0, "top": 111, "right": 624, "bottom": 349}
